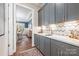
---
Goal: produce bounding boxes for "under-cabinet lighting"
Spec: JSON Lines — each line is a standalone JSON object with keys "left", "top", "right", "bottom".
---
{"left": 41, "top": 25, "right": 46, "bottom": 30}
{"left": 36, "top": 26, "right": 42, "bottom": 33}
{"left": 49, "top": 24, "right": 57, "bottom": 30}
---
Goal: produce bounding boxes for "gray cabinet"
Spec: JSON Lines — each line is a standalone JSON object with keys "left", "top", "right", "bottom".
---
{"left": 38, "top": 3, "right": 79, "bottom": 26}
{"left": 59, "top": 42, "right": 79, "bottom": 56}
{"left": 44, "top": 4, "right": 50, "bottom": 26}
{"left": 39, "top": 36, "right": 50, "bottom": 56}
{"left": 51, "top": 39, "right": 61, "bottom": 56}
{"left": 35, "top": 34, "right": 50, "bottom": 56}
{"left": 34, "top": 34, "right": 40, "bottom": 49}
{"left": 41, "top": 7, "right": 45, "bottom": 25}
{"left": 39, "top": 36, "right": 45, "bottom": 54}
{"left": 67, "top": 3, "right": 79, "bottom": 21}
{"left": 55, "top": 3, "right": 65, "bottom": 23}
{"left": 35, "top": 34, "right": 79, "bottom": 56}
{"left": 38, "top": 10, "right": 42, "bottom": 26}
{"left": 37, "top": 35, "right": 40, "bottom": 49}
{"left": 51, "top": 39, "right": 79, "bottom": 56}
{"left": 34, "top": 34, "right": 38, "bottom": 47}
{"left": 49, "top": 3, "right": 55, "bottom": 24}
{"left": 44, "top": 37, "right": 50, "bottom": 56}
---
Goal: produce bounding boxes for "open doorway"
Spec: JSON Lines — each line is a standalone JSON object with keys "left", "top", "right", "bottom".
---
{"left": 15, "top": 4, "right": 32, "bottom": 54}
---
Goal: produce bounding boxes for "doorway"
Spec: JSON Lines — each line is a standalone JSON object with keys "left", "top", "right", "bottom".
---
{"left": 15, "top": 4, "right": 33, "bottom": 54}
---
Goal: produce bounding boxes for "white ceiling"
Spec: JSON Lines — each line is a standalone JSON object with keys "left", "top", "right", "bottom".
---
{"left": 16, "top": 3, "right": 45, "bottom": 22}
{"left": 20, "top": 3, "right": 45, "bottom": 11}
{"left": 16, "top": 5, "right": 32, "bottom": 22}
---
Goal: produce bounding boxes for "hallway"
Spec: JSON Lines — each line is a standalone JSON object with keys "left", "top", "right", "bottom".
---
{"left": 13, "top": 35, "right": 43, "bottom": 56}
{"left": 13, "top": 47, "right": 43, "bottom": 56}
{"left": 16, "top": 36, "right": 32, "bottom": 54}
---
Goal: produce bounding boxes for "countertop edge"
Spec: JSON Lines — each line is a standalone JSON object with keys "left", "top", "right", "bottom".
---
{"left": 34, "top": 33, "right": 79, "bottom": 47}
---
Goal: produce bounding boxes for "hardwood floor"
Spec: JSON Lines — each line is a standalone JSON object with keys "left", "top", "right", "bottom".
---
{"left": 13, "top": 35, "right": 43, "bottom": 56}
{"left": 13, "top": 47, "right": 43, "bottom": 56}
{"left": 15, "top": 35, "right": 32, "bottom": 55}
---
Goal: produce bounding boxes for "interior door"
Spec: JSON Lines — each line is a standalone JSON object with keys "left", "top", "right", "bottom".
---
{"left": 0, "top": 3, "right": 9, "bottom": 56}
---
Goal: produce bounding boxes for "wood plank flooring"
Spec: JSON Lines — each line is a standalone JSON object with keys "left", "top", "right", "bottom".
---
{"left": 13, "top": 47, "right": 43, "bottom": 56}
{"left": 14, "top": 35, "right": 32, "bottom": 55}
{"left": 13, "top": 35, "right": 42, "bottom": 56}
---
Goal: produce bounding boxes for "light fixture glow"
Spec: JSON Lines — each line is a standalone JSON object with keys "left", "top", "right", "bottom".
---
{"left": 49, "top": 24, "right": 57, "bottom": 30}
{"left": 41, "top": 25, "right": 46, "bottom": 30}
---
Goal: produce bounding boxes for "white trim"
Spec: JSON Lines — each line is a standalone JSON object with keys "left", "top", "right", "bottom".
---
{"left": 12, "top": 3, "right": 35, "bottom": 54}
{"left": 16, "top": 3, "right": 34, "bottom": 11}
{"left": 4, "top": 3, "right": 9, "bottom": 56}
{"left": 13, "top": 3, "right": 16, "bottom": 53}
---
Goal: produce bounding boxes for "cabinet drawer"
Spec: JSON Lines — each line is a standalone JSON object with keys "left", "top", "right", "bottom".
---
{"left": 51, "top": 39, "right": 79, "bottom": 56}
{"left": 61, "top": 44, "right": 79, "bottom": 56}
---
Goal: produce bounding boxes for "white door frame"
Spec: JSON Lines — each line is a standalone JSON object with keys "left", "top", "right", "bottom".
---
{"left": 13, "top": 3, "right": 35, "bottom": 54}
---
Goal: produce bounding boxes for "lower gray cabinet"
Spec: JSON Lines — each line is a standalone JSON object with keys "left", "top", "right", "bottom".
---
{"left": 51, "top": 39, "right": 60, "bottom": 56}
{"left": 44, "top": 37, "right": 50, "bottom": 56}
{"left": 37, "top": 35, "right": 40, "bottom": 49}
{"left": 60, "top": 43, "right": 79, "bottom": 56}
{"left": 35, "top": 34, "right": 79, "bottom": 56}
{"left": 34, "top": 34, "right": 40, "bottom": 49}
{"left": 39, "top": 36, "right": 45, "bottom": 54}
{"left": 34, "top": 34, "right": 38, "bottom": 47}
{"left": 39, "top": 36, "right": 50, "bottom": 56}
{"left": 51, "top": 39, "right": 79, "bottom": 56}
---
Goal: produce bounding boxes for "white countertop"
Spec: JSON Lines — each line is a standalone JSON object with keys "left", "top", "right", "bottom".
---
{"left": 35, "top": 33, "right": 79, "bottom": 47}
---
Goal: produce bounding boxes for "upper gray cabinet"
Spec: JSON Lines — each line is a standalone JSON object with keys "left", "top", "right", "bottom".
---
{"left": 41, "top": 6, "right": 45, "bottom": 26}
{"left": 38, "top": 9, "right": 43, "bottom": 26}
{"left": 38, "top": 3, "right": 79, "bottom": 26}
{"left": 67, "top": 3, "right": 79, "bottom": 21}
{"left": 44, "top": 4, "right": 50, "bottom": 26}
{"left": 55, "top": 3, "right": 65, "bottom": 23}
{"left": 49, "top": 3, "right": 55, "bottom": 24}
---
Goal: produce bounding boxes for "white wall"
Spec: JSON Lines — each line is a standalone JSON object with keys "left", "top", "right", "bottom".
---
{"left": 32, "top": 10, "right": 38, "bottom": 46}
{"left": 0, "top": 4, "right": 9, "bottom": 56}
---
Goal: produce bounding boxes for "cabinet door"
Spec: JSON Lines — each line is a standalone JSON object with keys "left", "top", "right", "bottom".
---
{"left": 41, "top": 7, "right": 45, "bottom": 25}
{"left": 37, "top": 35, "right": 40, "bottom": 49}
{"left": 49, "top": 3, "right": 55, "bottom": 24}
{"left": 51, "top": 39, "right": 61, "bottom": 56}
{"left": 34, "top": 34, "right": 38, "bottom": 47}
{"left": 44, "top": 4, "right": 50, "bottom": 26}
{"left": 60, "top": 43, "right": 79, "bottom": 56}
{"left": 64, "top": 3, "right": 68, "bottom": 21}
{"left": 34, "top": 34, "right": 40, "bottom": 49}
{"left": 53, "top": 39, "right": 79, "bottom": 56}
{"left": 38, "top": 10, "right": 42, "bottom": 26}
{"left": 44, "top": 37, "right": 51, "bottom": 56}
{"left": 55, "top": 3, "right": 65, "bottom": 23}
{"left": 39, "top": 36, "right": 45, "bottom": 54}
{"left": 68, "top": 3, "right": 79, "bottom": 21}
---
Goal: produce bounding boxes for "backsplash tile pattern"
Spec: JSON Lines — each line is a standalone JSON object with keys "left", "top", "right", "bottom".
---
{"left": 36, "top": 20, "right": 79, "bottom": 39}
